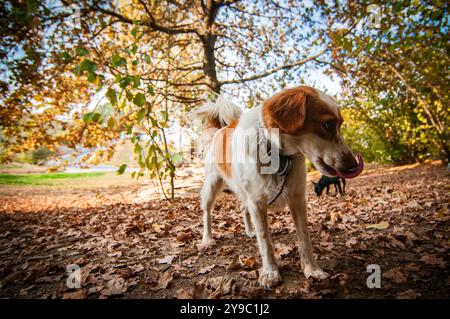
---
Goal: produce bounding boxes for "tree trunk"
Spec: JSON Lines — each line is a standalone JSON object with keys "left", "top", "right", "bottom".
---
{"left": 200, "top": 0, "right": 221, "bottom": 94}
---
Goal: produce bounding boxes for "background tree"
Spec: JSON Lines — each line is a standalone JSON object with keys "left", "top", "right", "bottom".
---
{"left": 1, "top": 0, "right": 448, "bottom": 200}
{"left": 319, "top": 0, "right": 449, "bottom": 163}
{"left": 1, "top": 0, "right": 333, "bottom": 197}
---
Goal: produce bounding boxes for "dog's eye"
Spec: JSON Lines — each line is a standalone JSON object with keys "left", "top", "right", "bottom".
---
{"left": 323, "top": 120, "right": 335, "bottom": 131}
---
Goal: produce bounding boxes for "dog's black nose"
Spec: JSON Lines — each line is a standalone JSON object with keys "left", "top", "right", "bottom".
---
{"left": 337, "top": 153, "right": 364, "bottom": 179}
{"left": 341, "top": 152, "right": 358, "bottom": 172}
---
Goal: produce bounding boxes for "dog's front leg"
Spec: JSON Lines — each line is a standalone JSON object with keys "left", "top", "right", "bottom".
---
{"left": 247, "top": 200, "right": 281, "bottom": 288}
{"left": 289, "top": 196, "right": 329, "bottom": 280}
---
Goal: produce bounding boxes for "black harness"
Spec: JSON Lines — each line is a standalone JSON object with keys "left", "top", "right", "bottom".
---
{"left": 259, "top": 131, "right": 296, "bottom": 205}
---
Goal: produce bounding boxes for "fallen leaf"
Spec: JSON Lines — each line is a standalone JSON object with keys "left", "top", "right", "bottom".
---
{"left": 274, "top": 243, "right": 294, "bottom": 259}
{"left": 208, "top": 276, "right": 234, "bottom": 298}
{"left": 241, "top": 256, "right": 258, "bottom": 270}
{"left": 405, "top": 263, "right": 420, "bottom": 272}
{"left": 175, "top": 288, "right": 194, "bottom": 299}
{"left": 129, "top": 264, "right": 144, "bottom": 273}
{"left": 102, "top": 276, "right": 127, "bottom": 296}
{"left": 420, "top": 254, "right": 446, "bottom": 268}
{"left": 388, "top": 235, "right": 406, "bottom": 250}
{"left": 62, "top": 290, "right": 86, "bottom": 299}
{"left": 345, "top": 237, "right": 358, "bottom": 248}
{"left": 226, "top": 255, "right": 242, "bottom": 272}
{"left": 151, "top": 272, "right": 173, "bottom": 291}
{"left": 330, "top": 211, "right": 342, "bottom": 224}
{"left": 331, "top": 273, "right": 349, "bottom": 287}
{"left": 152, "top": 223, "right": 166, "bottom": 234}
{"left": 159, "top": 255, "right": 176, "bottom": 265}
{"left": 436, "top": 207, "right": 447, "bottom": 218}
{"left": 198, "top": 264, "right": 215, "bottom": 274}
{"left": 405, "top": 231, "right": 417, "bottom": 247}
{"left": 176, "top": 231, "right": 193, "bottom": 242}
{"left": 397, "top": 289, "right": 420, "bottom": 299}
{"left": 365, "top": 221, "right": 389, "bottom": 230}
{"left": 406, "top": 200, "right": 420, "bottom": 209}
{"left": 383, "top": 267, "right": 407, "bottom": 284}
{"left": 240, "top": 270, "right": 258, "bottom": 279}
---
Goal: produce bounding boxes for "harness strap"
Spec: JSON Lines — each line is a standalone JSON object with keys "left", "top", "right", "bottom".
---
{"left": 266, "top": 154, "right": 295, "bottom": 205}
{"left": 258, "top": 129, "right": 295, "bottom": 205}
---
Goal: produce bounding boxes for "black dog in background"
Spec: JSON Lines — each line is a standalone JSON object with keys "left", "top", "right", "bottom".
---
{"left": 313, "top": 176, "right": 346, "bottom": 196}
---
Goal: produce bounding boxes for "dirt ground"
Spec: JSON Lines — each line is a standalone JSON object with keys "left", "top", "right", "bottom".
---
{"left": 0, "top": 162, "right": 448, "bottom": 299}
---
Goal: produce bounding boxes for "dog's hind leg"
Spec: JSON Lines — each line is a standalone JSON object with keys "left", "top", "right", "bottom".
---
{"left": 341, "top": 178, "right": 346, "bottom": 194}
{"left": 200, "top": 171, "right": 224, "bottom": 245}
{"left": 240, "top": 204, "right": 255, "bottom": 237}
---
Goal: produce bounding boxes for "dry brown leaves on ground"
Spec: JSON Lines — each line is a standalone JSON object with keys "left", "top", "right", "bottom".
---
{"left": 0, "top": 162, "right": 448, "bottom": 299}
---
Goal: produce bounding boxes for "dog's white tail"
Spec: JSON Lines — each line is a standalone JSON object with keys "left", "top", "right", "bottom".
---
{"left": 191, "top": 96, "right": 242, "bottom": 157}
{"left": 192, "top": 95, "right": 242, "bottom": 129}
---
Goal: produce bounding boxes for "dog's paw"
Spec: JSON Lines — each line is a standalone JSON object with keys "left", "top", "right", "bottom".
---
{"left": 197, "top": 238, "right": 216, "bottom": 252}
{"left": 259, "top": 269, "right": 282, "bottom": 289}
{"left": 303, "top": 265, "right": 329, "bottom": 280}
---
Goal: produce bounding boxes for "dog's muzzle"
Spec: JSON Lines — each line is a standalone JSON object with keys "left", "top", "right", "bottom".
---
{"left": 336, "top": 153, "right": 364, "bottom": 179}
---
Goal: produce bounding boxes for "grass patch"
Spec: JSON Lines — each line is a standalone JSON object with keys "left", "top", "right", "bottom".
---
{"left": 0, "top": 172, "right": 106, "bottom": 186}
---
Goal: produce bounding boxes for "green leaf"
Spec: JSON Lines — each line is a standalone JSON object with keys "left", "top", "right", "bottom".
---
{"left": 26, "top": 0, "right": 38, "bottom": 13}
{"left": 107, "top": 116, "right": 116, "bottom": 129}
{"left": 60, "top": 52, "right": 72, "bottom": 62}
{"left": 131, "top": 44, "right": 138, "bottom": 55}
{"left": 87, "top": 72, "right": 97, "bottom": 83}
{"left": 134, "top": 143, "right": 142, "bottom": 155}
{"left": 117, "top": 164, "right": 127, "bottom": 175}
{"left": 111, "top": 53, "right": 127, "bottom": 67}
{"left": 136, "top": 108, "right": 146, "bottom": 122}
{"left": 79, "top": 59, "right": 97, "bottom": 73}
{"left": 133, "top": 93, "right": 146, "bottom": 107}
{"left": 392, "top": 2, "right": 403, "bottom": 13}
{"left": 142, "top": 54, "right": 151, "bottom": 63}
{"left": 131, "top": 27, "right": 138, "bottom": 38}
{"left": 82, "top": 112, "right": 102, "bottom": 123}
{"left": 148, "top": 85, "right": 155, "bottom": 95}
{"left": 133, "top": 75, "right": 140, "bottom": 88}
{"left": 106, "top": 88, "right": 118, "bottom": 106}
{"left": 161, "top": 111, "right": 168, "bottom": 122}
{"left": 126, "top": 125, "right": 133, "bottom": 135}
{"left": 76, "top": 47, "right": 89, "bottom": 56}
{"left": 170, "top": 153, "right": 183, "bottom": 165}
{"left": 119, "top": 75, "right": 133, "bottom": 89}
{"left": 73, "top": 65, "right": 81, "bottom": 76}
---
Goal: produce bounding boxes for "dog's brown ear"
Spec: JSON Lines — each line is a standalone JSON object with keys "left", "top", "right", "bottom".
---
{"left": 263, "top": 87, "right": 308, "bottom": 134}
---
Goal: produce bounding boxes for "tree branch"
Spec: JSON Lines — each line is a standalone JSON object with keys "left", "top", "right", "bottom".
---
{"left": 88, "top": 2, "right": 198, "bottom": 35}
{"left": 220, "top": 49, "right": 329, "bottom": 85}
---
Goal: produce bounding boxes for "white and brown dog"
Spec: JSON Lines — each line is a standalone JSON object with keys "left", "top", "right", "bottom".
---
{"left": 195, "top": 86, "right": 364, "bottom": 288}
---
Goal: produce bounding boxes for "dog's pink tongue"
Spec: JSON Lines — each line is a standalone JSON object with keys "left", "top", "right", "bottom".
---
{"left": 337, "top": 154, "right": 364, "bottom": 179}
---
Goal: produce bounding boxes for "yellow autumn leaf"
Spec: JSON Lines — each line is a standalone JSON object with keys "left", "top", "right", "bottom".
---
{"left": 365, "top": 221, "right": 389, "bottom": 230}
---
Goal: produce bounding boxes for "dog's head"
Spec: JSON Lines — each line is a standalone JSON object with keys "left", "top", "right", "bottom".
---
{"left": 312, "top": 181, "right": 323, "bottom": 196}
{"left": 263, "top": 86, "right": 364, "bottom": 178}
